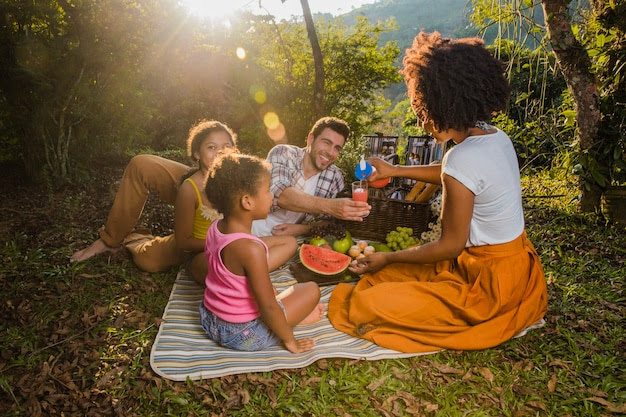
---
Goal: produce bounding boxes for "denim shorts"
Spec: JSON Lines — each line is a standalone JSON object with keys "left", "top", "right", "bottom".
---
{"left": 199, "top": 302, "right": 284, "bottom": 351}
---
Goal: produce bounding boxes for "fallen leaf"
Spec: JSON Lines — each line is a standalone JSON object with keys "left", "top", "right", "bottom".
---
{"left": 93, "top": 305, "right": 108, "bottom": 317}
{"left": 479, "top": 367, "right": 495, "bottom": 383}
{"left": 527, "top": 400, "right": 547, "bottom": 411}
{"left": 391, "top": 367, "right": 410, "bottom": 381}
{"left": 431, "top": 362, "right": 464, "bottom": 375}
{"left": 302, "top": 376, "right": 322, "bottom": 386}
{"left": 238, "top": 389, "right": 250, "bottom": 404}
{"left": 586, "top": 388, "right": 608, "bottom": 398}
{"left": 78, "top": 273, "right": 105, "bottom": 279}
{"left": 367, "top": 376, "right": 387, "bottom": 392}
{"left": 585, "top": 397, "right": 626, "bottom": 413}
{"left": 548, "top": 373, "right": 557, "bottom": 393}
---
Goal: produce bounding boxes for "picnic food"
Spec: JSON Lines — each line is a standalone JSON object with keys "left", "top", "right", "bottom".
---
{"left": 308, "top": 236, "right": 328, "bottom": 246}
{"left": 348, "top": 245, "right": 362, "bottom": 258}
{"left": 385, "top": 227, "right": 420, "bottom": 251}
{"left": 347, "top": 242, "right": 381, "bottom": 258}
{"left": 405, "top": 181, "right": 427, "bottom": 201}
{"left": 309, "top": 221, "right": 347, "bottom": 240}
{"left": 404, "top": 181, "right": 441, "bottom": 202}
{"left": 415, "top": 183, "right": 441, "bottom": 202}
{"left": 363, "top": 245, "right": 375, "bottom": 256}
{"left": 299, "top": 244, "right": 351, "bottom": 275}
{"left": 332, "top": 235, "right": 353, "bottom": 254}
{"left": 372, "top": 242, "right": 392, "bottom": 252}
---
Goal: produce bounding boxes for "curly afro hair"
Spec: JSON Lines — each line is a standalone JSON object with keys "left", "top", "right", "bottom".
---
{"left": 204, "top": 150, "right": 271, "bottom": 217}
{"left": 401, "top": 31, "right": 511, "bottom": 132}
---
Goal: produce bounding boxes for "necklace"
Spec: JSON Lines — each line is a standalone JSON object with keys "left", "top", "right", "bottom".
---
{"left": 475, "top": 120, "right": 490, "bottom": 131}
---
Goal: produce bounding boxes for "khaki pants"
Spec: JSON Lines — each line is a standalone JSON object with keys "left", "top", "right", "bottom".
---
{"left": 99, "top": 154, "right": 190, "bottom": 272}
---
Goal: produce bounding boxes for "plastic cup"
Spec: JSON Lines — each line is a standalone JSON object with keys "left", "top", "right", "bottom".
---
{"left": 352, "top": 181, "right": 369, "bottom": 203}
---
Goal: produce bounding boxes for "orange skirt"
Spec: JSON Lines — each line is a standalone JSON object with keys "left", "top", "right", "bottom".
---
{"left": 327, "top": 232, "right": 548, "bottom": 353}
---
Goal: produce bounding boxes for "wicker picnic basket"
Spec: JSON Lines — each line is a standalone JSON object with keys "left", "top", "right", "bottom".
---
{"left": 338, "top": 191, "right": 432, "bottom": 242}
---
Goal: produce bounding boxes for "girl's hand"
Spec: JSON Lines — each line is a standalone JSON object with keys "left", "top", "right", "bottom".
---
{"left": 348, "top": 251, "right": 388, "bottom": 274}
{"left": 271, "top": 223, "right": 310, "bottom": 236}
{"left": 284, "top": 337, "right": 315, "bottom": 353}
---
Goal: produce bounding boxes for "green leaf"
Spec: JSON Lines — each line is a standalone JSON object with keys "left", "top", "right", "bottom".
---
{"left": 591, "top": 167, "right": 607, "bottom": 187}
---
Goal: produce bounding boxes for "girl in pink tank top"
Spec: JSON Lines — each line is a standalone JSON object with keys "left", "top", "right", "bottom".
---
{"left": 201, "top": 151, "right": 324, "bottom": 353}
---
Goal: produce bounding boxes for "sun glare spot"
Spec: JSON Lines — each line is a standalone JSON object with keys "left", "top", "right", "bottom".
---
{"left": 250, "top": 84, "right": 266, "bottom": 104}
{"left": 236, "top": 47, "right": 246, "bottom": 60}
{"left": 263, "top": 112, "right": 280, "bottom": 130}
{"left": 267, "top": 123, "right": 286, "bottom": 143}
{"left": 180, "top": 0, "right": 243, "bottom": 19}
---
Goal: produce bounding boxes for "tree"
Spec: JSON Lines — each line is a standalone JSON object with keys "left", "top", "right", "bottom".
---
{"left": 298, "top": 0, "right": 325, "bottom": 119}
{"left": 0, "top": 0, "right": 183, "bottom": 182}
{"left": 470, "top": 0, "right": 624, "bottom": 212}
{"left": 242, "top": 15, "right": 400, "bottom": 147}
{"left": 0, "top": 1, "right": 402, "bottom": 181}
{"left": 541, "top": 0, "right": 602, "bottom": 211}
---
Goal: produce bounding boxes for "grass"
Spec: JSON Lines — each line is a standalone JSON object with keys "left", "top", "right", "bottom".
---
{"left": 0, "top": 165, "right": 624, "bottom": 416}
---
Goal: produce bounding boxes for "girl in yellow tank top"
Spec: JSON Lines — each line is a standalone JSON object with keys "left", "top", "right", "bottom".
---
{"left": 175, "top": 121, "right": 237, "bottom": 284}
{"left": 184, "top": 177, "right": 222, "bottom": 239}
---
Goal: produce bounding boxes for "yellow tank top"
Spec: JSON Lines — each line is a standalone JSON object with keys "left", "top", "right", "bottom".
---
{"left": 184, "top": 178, "right": 222, "bottom": 240}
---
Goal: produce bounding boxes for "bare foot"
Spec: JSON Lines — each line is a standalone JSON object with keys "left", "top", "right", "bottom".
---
{"left": 70, "top": 239, "right": 119, "bottom": 263}
{"left": 298, "top": 303, "right": 326, "bottom": 325}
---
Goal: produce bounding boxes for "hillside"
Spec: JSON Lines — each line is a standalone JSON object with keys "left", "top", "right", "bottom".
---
{"left": 336, "top": 0, "right": 477, "bottom": 104}
{"left": 341, "top": 0, "right": 475, "bottom": 53}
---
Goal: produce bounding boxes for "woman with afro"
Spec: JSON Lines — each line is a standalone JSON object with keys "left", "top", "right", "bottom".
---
{"left": 328, "top": 32, "right": 548, "bottom": 353}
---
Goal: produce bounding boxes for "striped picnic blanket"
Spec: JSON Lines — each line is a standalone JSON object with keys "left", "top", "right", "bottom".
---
{"left": 150, "top": 267, "right": 429, "bottom": 381}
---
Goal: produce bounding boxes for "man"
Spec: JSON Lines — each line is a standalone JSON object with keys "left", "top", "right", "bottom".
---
{"left": 252, "top": 116, "right": 370, "bottom": 237}
{"left": 71, "top": 116, "right": 369, "bottom": 262}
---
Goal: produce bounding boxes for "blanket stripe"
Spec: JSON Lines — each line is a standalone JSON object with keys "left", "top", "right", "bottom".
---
{"left": 150, "top": 267, "right": 424, "bottom": 381}
{"left": 150, "top": 266, "right": 543, "bottom": 381}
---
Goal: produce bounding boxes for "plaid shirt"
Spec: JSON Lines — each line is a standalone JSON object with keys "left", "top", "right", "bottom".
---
{"left": 267, "top": 144, "right": 345, "bottom": 224}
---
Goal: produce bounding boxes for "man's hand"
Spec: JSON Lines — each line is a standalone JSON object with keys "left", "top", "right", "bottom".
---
{"left": 327, "top": 198, "right": 371, "bottom": 221}
{"left": 277, "top": 188, "right": 370, "bottom": 221}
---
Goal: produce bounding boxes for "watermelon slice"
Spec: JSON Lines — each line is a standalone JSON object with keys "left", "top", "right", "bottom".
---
{"left": 299, "top": 244, "right": 351, "bottom": 276}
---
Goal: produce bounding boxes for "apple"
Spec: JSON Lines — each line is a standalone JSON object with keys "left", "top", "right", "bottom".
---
{"left": 332, "top": 235, "right": 353, "bottom": 254}
{"left": 309, "top": 237, "right": 328, "bottom": 246}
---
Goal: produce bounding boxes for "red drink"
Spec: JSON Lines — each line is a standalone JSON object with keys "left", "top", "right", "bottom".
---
{"left": 352, "top": 188, "right": 368, "bottom": 202}
{"left": 352, "top": 181, "right": 368, "bottom": 203}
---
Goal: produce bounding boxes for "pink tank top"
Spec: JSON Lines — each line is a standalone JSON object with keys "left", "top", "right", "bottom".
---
{"left": 203, "top": 220, "right": 269, "bottom": 323}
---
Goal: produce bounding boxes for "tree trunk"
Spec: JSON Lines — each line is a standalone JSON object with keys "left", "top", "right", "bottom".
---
{"left": 299, "top": 0, "right": 325, "bottom": 119}
{"left": 541, "top": 0, "right": 603, "bottom": 212}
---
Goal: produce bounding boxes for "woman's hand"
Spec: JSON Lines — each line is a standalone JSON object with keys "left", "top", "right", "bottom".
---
{"left": 367, "top": 157, "right": 395, "bottom": 180}
{"left": 284, "top": 337, "right": 315, "bottom": 353}
{"left": 348, "top": 251, "right": 388, "bottom": 274}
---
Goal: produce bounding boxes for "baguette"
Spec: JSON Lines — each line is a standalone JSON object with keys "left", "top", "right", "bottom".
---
{"left": 405, "top": 181, "right": 427, "bottom": 201}
{"left": 415, "top": 183, "right": 441, "bottom": 202}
